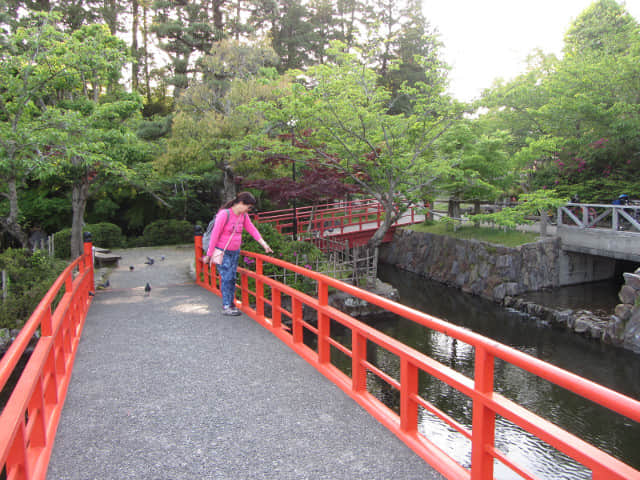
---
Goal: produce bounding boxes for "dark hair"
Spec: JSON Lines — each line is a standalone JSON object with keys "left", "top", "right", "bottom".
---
{"left": 222, "top": 191, "right": 257, "bottom": 209}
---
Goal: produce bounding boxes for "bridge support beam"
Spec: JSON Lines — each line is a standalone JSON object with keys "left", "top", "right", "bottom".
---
{"left": 558, "top": 226, "right": 640, "bottom": 263}
{"left": 558, "top": 251, "right": 617, "bottom": 286}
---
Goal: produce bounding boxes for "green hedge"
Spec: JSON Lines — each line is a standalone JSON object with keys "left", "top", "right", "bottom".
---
{"left": 53, "top": 222, "right": 125, "bottom": 259}
{"left": 0, "top": 249, "right": 67, "bottom": 329}
{"left": 140, "top": 219, "right": 193, "bottom": 246}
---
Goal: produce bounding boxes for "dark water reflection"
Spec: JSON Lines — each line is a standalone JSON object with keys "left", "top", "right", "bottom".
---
{"left": 518, "top": 279, "right": 621, "bottom": 314}
{"left": 330, "top": 263, "right": 640, "bottom": 480}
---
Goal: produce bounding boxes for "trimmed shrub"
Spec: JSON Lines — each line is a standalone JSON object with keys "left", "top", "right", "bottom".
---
{"left": 0, "top": 249, "right": 67, "bottom": 329}
{"left": 88, "top": 222, "right": 125, "bottom": 249}
{"left": 141, "top": 219, "right": 193, "bottom": 246}
{"left": 53, "top": 228, "right": 72, "bottom": 259}
{"left": 53, "top": 222, "right": 124, "bottom": 259}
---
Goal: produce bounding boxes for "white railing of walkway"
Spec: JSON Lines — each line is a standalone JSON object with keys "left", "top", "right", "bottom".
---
{"left": 558, "top": 203, "right": 640, "bottom": 233}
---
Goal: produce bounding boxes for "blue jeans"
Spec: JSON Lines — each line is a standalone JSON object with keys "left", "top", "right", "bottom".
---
{"left": 218, "top": 248, "right": 240, "bottom": 308}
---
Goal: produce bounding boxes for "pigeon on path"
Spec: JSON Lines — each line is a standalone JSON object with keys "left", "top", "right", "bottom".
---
{"left": 144, "top": 282, "right": 151, "bottom": 296}
{"left": 144, "top": 257, "right": 154, "bottom": 265}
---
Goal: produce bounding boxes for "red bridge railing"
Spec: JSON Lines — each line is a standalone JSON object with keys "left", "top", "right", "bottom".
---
{"left": 195, "top": 235, "right": 640, "bottom": 480}
{"left": 0, "top": 240, "right": 94, "bottom": 480}
{"left": 253, "top": 198, "right": 421, "bottom": 238}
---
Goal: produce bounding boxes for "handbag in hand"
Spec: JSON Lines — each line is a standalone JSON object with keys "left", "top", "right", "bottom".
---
{"left": 212, "top": 248, "right": 225, "bottom": 265}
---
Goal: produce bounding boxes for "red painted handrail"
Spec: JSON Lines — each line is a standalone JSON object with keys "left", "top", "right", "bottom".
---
{"left": 253, "top": 199, "right": 421, "bottom": 238}
{"left": 0, "top": 241, "right": 94, "bottom": 480}
{"left": 195, "top": 235, "right": 640, "bottom": 480}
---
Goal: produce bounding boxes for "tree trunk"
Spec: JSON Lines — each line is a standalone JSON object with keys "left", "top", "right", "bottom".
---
{"left": 448, "top": 198, "right": 460, "bottom": 220}
{"left": 142, "top": 1, "right": 152, "bottom": 104}
{"left": 213, "top": 0, "right": 225, "bottom": 39}
{"left": 131, "top": 0, "right": 140, "bottom": 91}
{"left": 1, "top": 178, "right": 27, "bottom": 247}
{"left": 366, "top": 199, "right": 399, "bottom": 249}
{"left": 70, "top": 177, "right": 90, "bottom": 259}
{"left": 222, "top": 163, "right": 236, "bottom": 204}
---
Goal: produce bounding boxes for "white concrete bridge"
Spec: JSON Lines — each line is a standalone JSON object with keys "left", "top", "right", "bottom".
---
{"left": 557, "top": 203, "right": 640, "bottom": 263}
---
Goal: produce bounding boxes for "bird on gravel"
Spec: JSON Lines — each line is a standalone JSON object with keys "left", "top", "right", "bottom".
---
{"left": 97, "top": 280, "right": 110, "bottom": 289}
{"left": 129, "top": 265, "right": 134, "bottom": 271}
{"left": 144, "top": 282, "right": 151, "bottom": 296}
{"left": 144, "top": 257, "right": 154, "bottom": 265}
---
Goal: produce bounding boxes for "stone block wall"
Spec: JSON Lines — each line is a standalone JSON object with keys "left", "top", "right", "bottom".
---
{"left": 612, "top": 270, "right": 640, "bottom": 353}
{"left": 379, "top": 229, "right": 561, "bottom": 301}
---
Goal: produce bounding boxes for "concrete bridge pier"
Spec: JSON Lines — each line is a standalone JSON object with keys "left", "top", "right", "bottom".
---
{"left": 557, "top": 225, "right": 640, "bottom": 286}
{"left": 558, "top": 251, "right": 618, "bottom": 286}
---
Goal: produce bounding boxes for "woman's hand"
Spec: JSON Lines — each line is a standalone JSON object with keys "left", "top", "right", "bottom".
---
{"left": 263, "top": 243, "right": 273, "bottom": 254}
{"left": 202, "top": 255, "right": 210, "bottom": 263}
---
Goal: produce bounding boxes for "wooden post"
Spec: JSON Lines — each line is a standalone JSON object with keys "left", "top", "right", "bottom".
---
{"left": 2, "top": 270, "right": 7, "bottom": 300}
{"left": 540, "top": 208, "right": 548, "bottom": 237}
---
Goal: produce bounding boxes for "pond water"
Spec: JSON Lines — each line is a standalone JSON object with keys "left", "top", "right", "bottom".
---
{"left": 327, "top": 263, "right": 640, "bottom": 480}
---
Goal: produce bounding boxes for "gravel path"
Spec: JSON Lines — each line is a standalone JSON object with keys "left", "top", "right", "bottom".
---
{"left": 47, "top": 245, "right": 444, "bottom": 480}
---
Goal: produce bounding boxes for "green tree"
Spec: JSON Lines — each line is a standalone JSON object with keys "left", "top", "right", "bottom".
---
{"left": 271, "top": 0, "right": 314, "bottom": 71}
{"left": 384, "top": 0, "right": 443, "bottom": 114}
{"left": 0, "top": 14, "right": 143, "bottom": 256}
{"left": 0, "top": 13, "right": 69, "bottom": 247}
{"left": 246, "top": 42, "right": 461, "bottom": 248}
{"left": 471, "top": 189, "right": 567, "bottom": 237}
{"left": 563, "top": 0, "right": 638, "bottom": 59}
{"left": 158, "top": 40, "right": 281, "bottom": 212}
{"left": 151, "top": 1, "right": 225, "bottom": 97}
{"left": 40, "top": 24, "right": 142, "bottom": 257}
{"left": 481, "top": 0, "right": 640, "bottom": 201}
{"left": 434, "top": 121, "right": 513, "bottom": 214}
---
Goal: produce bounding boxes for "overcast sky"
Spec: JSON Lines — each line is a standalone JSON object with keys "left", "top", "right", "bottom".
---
{"left": 421, "top": 0, "right": 640, "bottom": 101}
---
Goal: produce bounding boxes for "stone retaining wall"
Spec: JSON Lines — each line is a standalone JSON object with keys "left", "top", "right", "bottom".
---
{"left": 612, "top": 270, "right": 640, "bottom": 353}
{"left": 379, "top": 229, "right": 560, "bottom": 301}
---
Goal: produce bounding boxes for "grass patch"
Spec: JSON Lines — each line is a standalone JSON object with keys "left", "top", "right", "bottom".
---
{"left": 406, "top": 222, "right": 539, "bottom": 247}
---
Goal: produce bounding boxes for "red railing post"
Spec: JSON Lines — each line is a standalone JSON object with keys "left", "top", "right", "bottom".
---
{"left": 194, "top": 226, "right": 203, "bottom": 284}
{"left": 256, "top": 259, "right": 264, "bottom": 319}
{"left": 40, "top": 306, "right": 53, "bottom": 337}
{"left": 352, "top": 332, "right": 367, "bottom": 393}
{"left": 317, "top": 281, "right": 330, "bottom": 364}
{"left": 471, "top": 346, "right": 496, "bottom": 480}
{"left": 28, "top": 378, "right": 47, "bottom": 449}
{"left": 83, "top": 233, "right": 94, "bottom": 292}
{"left": 292, "top": 298, "right": 303, "bottom": 344}
{"left": 7, "top": 423, "right": 30, "bottom": 479}
{"left": 241, "top": 273, "right": 249, "bottom": 309}
{"left": 400, "top": 358, "right": 419, "bottom": 435}
{"left": 44, "top": 349, "right": 59, "bottom": 406}
{"left": 272, "top": 289, "right": 282, "bottom": 330}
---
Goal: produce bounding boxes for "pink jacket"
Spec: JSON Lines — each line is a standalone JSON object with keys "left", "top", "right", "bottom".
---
{"left": 206, "top": 209, "right": 264, "bottom": 256}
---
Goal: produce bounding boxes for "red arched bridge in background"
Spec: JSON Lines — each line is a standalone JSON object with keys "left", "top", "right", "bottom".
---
{"left": 1, "top": 212, "right": 640, "bottom": 479}
{"left": 253, "top": 198, "right": 424, "bottom": 247}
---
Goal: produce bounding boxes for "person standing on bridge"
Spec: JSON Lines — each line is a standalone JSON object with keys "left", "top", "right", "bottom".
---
{"left": 203, "top": 192, "right": 273, "bottom": 316}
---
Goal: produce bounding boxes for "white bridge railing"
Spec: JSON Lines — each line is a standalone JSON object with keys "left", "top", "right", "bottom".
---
{"left": 558, "top": 203, "right": 640, "bottom": 233}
